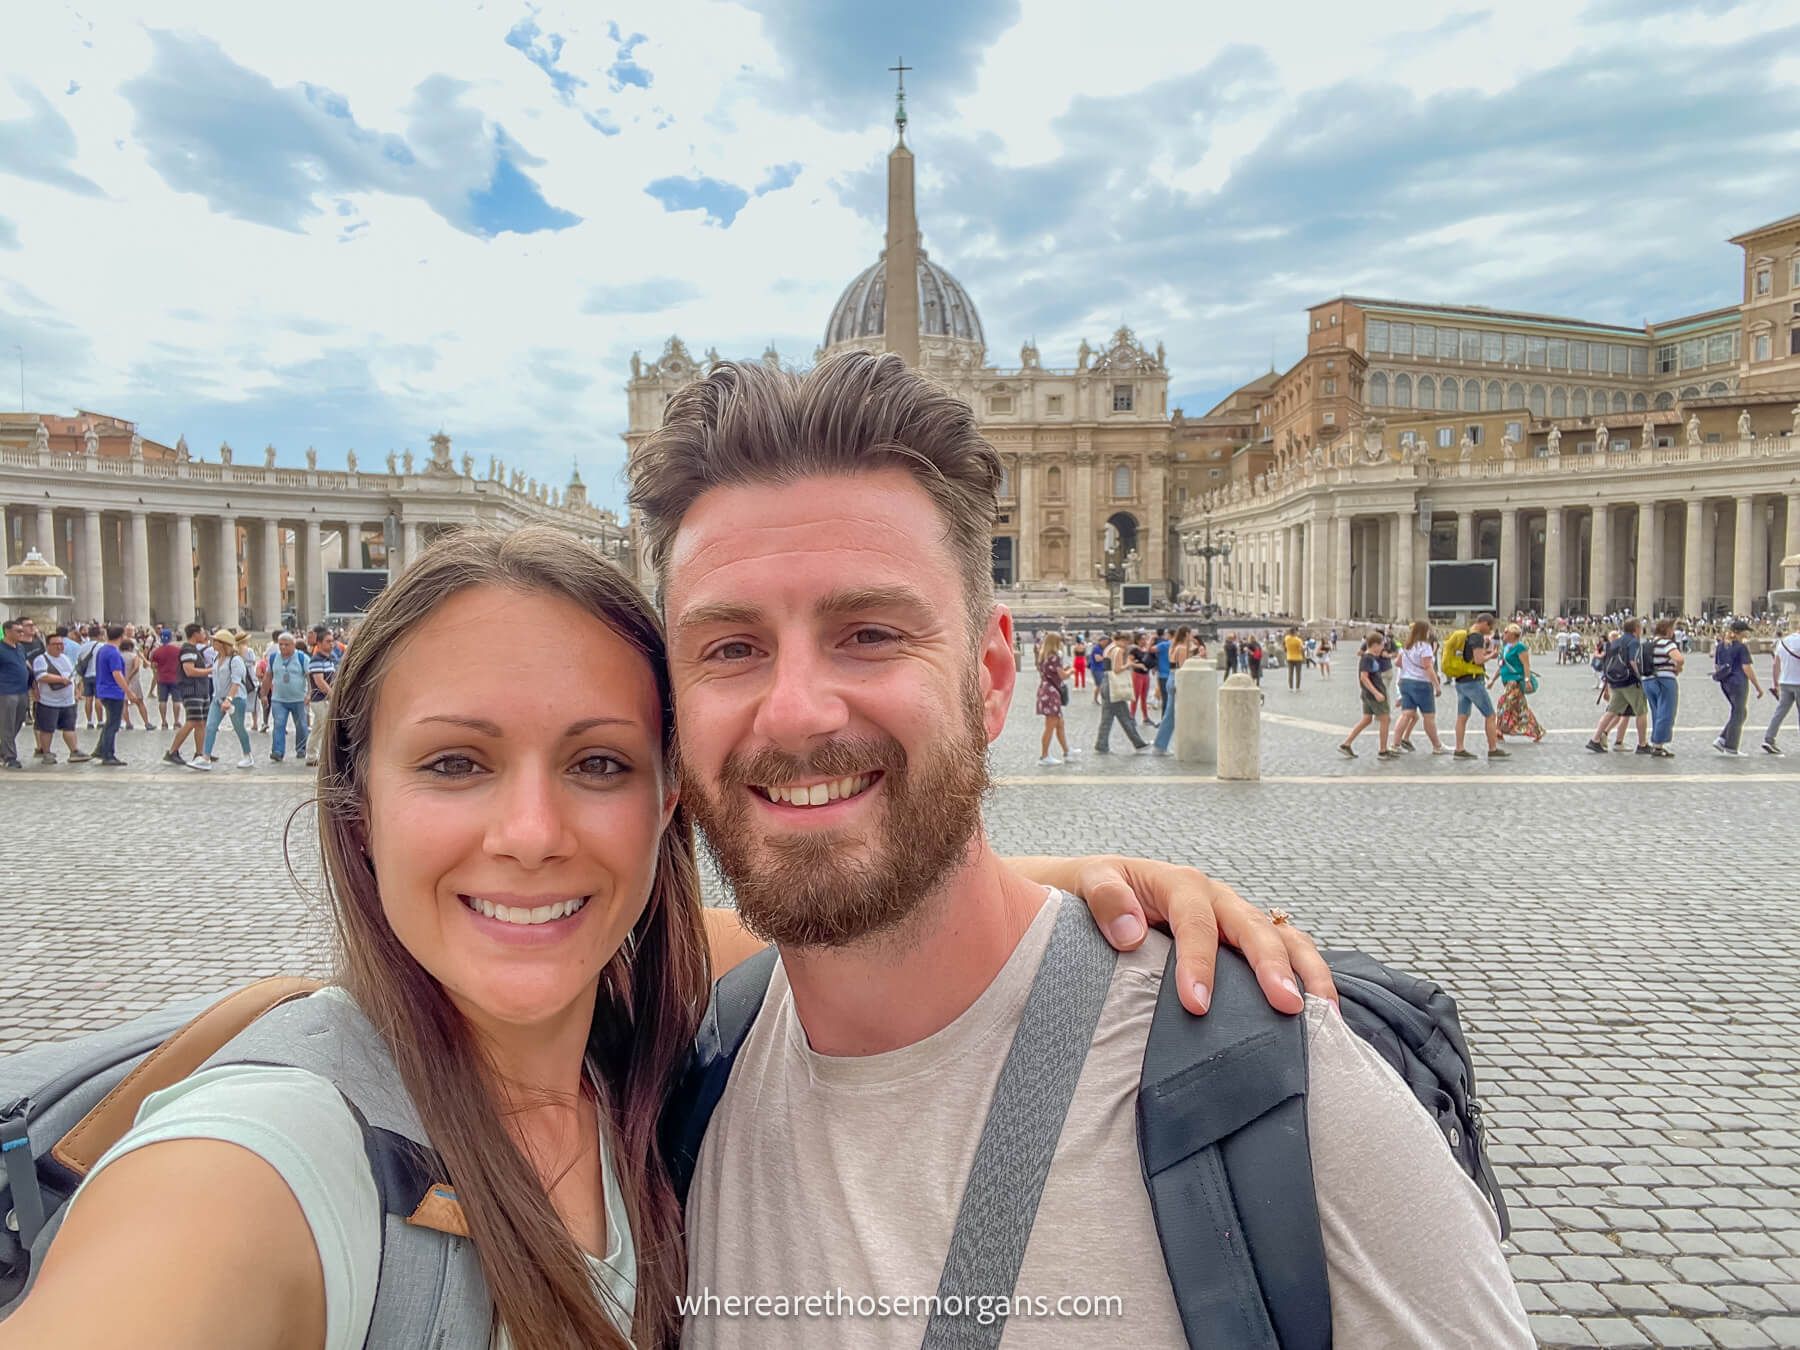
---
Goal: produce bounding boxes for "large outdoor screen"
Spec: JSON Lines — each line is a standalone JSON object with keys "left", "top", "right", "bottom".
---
{"left": 1425, "top": 560, "right": 1498, "bottom": 612}
{"left": 325, "top": 568, "right": 389, "bottom": 616}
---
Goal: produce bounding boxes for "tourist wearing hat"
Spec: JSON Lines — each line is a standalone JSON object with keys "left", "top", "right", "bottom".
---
{"left": 191, "top": 628, "right": 254, "bottom": 770}
{"left": 1712, "top": 617, "right": 1764, "bottom": 757}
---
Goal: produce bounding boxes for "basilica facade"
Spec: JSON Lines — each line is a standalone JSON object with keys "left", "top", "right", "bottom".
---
{"left": 623, "top": 100, "right": 1178, "bottom": 604}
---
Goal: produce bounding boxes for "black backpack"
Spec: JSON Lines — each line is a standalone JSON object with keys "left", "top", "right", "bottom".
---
{"left": 661, "top": 942, "right": 1508, "bottom": 1349}
{"left": 1601, "top": 638, "right": 1638, "bottom": 686}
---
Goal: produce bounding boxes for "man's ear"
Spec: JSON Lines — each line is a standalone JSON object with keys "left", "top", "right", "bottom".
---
{"left": 978, "top": 605, "right": 1017, "bottom": 744}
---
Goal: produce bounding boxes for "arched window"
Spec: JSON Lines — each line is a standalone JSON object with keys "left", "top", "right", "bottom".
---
{"left": 1417, "top": 376, "right": 1435, "bottom": 409}
{"left": 1654, "top": 392, "right": 1673, "bottom": 410}
{"left": 1529, "top": 384, "right": 1546, "bottom": 417}
{"left": 1572, "top": 389, "right": 1588, "bottom": 418}
{"left": 1112, "top": 464, "right": 1133, "bottom": 498}
{"left": 1393, "top": 374, "right": 1412, "bottom": 407}
{"left": 1507, "top": 382, "right": 1525, "bottom": 409}
{"left": 1046, "top": 465, "right": 1063, "bottom": 498}
{"left": 1680, "top": 386, "right": 1701, "bottom": 400}
{"left": 1486, "top": 380, "right": 1502, "bottom": 410}
{"left": 1708, "top": 381, "right": 1728, "bottom": 395}
{"left": 1464, "top": 379, "right": 1480, "bottom": 411}
{"left": 1551, "top": 387, "right": 1567, "bottom": 418}
{"left": 1368, "top": 371, "right": 1388, "bottom": 406}
{"left": 1441, "top": 379, "right": 1458, "bottom": 412}
{"left": 1630, "top": 393, "right": 1647, "bottom": 412}
{"left": 1611, "top": 391, "right": 1627, "bottom": 414}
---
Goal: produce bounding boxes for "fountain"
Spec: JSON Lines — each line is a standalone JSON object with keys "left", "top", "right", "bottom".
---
{"left": 1771, "top": 552, "right": 1800, "bottom": 615}
{"left": 1, "top": 548, "right": 73, "bottom": 625}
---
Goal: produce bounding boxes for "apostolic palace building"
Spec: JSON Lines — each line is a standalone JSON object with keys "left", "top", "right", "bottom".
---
{"left": 627, "top": 91, "right": 1800, "bottom": 624}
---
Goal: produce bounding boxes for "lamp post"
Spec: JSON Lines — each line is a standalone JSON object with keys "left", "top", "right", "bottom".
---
{"left": 1095, "top": 542, "right": 1140, "bottom": 625}
{"left": 1182, "top": 516, "right": 1234, "bottom": 616}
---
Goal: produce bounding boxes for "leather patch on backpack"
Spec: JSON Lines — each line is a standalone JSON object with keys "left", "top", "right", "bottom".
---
{"left": 408, "top": 1184, "right": 471, "bottom": 1237}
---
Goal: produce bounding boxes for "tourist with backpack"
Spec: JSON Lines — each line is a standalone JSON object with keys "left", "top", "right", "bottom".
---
{"left": 1, "top": 522, "right": 1333, "bottom": 1348}
{"left": 1761, "top": 615, "right": 1800, "bottom": 754}
{"left": 1443, "top": 613, "right": 1510, "bottom": 760}
{"left": 1585, "top": 617, "right": 1650, "bottom": 754}
{"left": 1713, "top": 618, "right": 1763, "bottom": 755}
{"left": 190, "top": 629, "right": 253, "bottom": 770}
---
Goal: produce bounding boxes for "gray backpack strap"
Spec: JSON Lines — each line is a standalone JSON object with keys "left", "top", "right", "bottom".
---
{"left": 921, "top": 898, "right": 1117, "bottom": 1350}
{"left": 206, "top": 991, "right": 492, "bottom": 1350}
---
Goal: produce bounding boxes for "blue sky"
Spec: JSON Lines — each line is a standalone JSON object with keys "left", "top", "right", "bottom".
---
{"left": 1, "top": 0, "right": 1797, "bottom": 510}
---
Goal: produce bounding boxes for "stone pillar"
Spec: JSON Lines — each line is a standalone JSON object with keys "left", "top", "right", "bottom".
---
{"left": 1589, "top": 504, "right": 1610, "bottom": 613}
{"left": 259, "top": 521, "right": 282, "bottom": 632}
{"left": 78, "top": 509, "right": 104, "bottom": 620}
{"left": 1016, "top": 457, "right": 1037, "bottom": 584}
{"left": 1455, "top": 510, "right": 1473, "bottom": 561}
{"left": 338, "top": 523, "right": 354, "bottom": 569}
{"left": 1635, "top": 502, "right": 1658, "bottom": 618}
{"left": 1332, "top": 515, "right": 1352, "bottom": 619}
{"left": 304, "top": 519, "right": 325, "bottom": 625}
{"left": 1394, "top": 510, "right": 1415, "bottom": 621}
{"left": 34, "top": 506, "right": 57, "bottom": 568}
{"left": 402, "top": 519, "right": 421, "bottom": 570}
{"left": 1498, "top": 509, "right": 1519, "bottom": 617}
{"left": 1786, "top": 493, "right": 1800, "bottom": 571}
{"left": 1282, "top": 527, "right": 1297, "bottom": 616}
{"left": 1173, "top": 662, "right": 1218, "bottom": 765}
{"left": 1544, "top": 506, "right": 1564, "bottom": 620}
{"left": 126, "top": 511, "right": 151, "bottom": 623}
{"left": 1682, "top": 500, "right": 1705, "bottom": 616}
{"left": 217, "top": 515, "right": 241, "bottom": 628}
{"left": 1373, "top": 518, "right": 1390, "bottom": 618}
{"left": 172, "top": 514, "right": 196, "bottom": 626}
{"left": 1072, "top": 451, "right": 1095, "bottom": 584}
{"left": 1732, "top": 495, "right": 1756, "bottom": 615}
{"left": 1307, "top": 508, "right": 1330, "bottom": 621}
{"left": 1216, "top": 672, "right": 1261, "bottom": 781}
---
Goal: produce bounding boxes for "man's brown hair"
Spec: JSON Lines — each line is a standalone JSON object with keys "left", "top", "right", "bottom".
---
{"left": 630, "top": 350, "right": 1001, "bottom": 630}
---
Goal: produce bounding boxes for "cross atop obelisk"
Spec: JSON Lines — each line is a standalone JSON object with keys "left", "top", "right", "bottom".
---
{"left": 888, "top": 58, "right": 911, "bottom": 141}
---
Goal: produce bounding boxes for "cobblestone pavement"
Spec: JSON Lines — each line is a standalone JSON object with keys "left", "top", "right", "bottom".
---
{"left": 5, "top": 659, "right": 1798, "bottom": 1347}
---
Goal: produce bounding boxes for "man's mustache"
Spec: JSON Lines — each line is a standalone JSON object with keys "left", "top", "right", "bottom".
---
{"left": 716, "top": 735, "right": 906, "bottom": 788}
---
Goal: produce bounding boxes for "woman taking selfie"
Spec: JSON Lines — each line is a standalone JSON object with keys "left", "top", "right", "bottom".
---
{"left": 5, "top": 528, "right": 1319, "bottom": 1349}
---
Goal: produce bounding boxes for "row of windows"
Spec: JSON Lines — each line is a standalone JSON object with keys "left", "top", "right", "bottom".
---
{"left": 1751, "top": 259, "right": 1800, "bottom": 295}
{"left": 1750, "top": 328, "right": 1800, "bottom": 361}
{"left": 997, "top": 464, "right": 1139, "bottom": 499}
{"left": 1654, "top": 332, "right": 1740, "bottom": 372}
{"left": 1365, "top": 320, "right": 1670, "bottom": 376}
{"left": 1366, "top": 372, "right": 1731, "bottom": 415}
{"left": 983, "top": 391, "right": 1115, "bottom": 417}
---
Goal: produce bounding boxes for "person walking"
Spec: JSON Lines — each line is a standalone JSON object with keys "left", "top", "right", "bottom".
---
{"left": 165, "top": 624, "right": 213, "bottom": 766}
{"left": 193, "top": 629, "right": 253, "bottom": 770}
{"left": 1446, "top": 613, "right": 1509, "bottom": 760}
{"left": 303, "top": 626, "right": 339, "bottom": 766}
{"left": 149, "top": 628, "right": 184, "bottom": 729}
{"left": 266, "top": 631, "right": 312, "bottom": 764}
{"left": 1586, "top": 619, "right": 1649, "bottom": 753}
{"left": 29, "top": 630, "right": 88, "bottom": 763}
{"left": 1761, "top": 615, "right": 1800, "bottom": 755}
{"left": 1152, "top": 626, "right": 1193, "bottom": 755}
{"left": 1316, "top": 637, "right": 1332, "bottom": 678}
{"left": 120, "top": 637, "right": 154, "bottom": 732}
{"left": 1339, "top": 631, "right": 1394, "bottom": 758}
{"left": 87, "top": 625, "right": 130, "bottom": 766}
{"left": 1391, "top": 620, "right": 1447, "bottom": 754}
{"left": 1247, "top": 636, "right": 1265, "bottom": 686}
{"left": 1070, "top": 636, "right": 1087, "bottom": 691}
{"left": 1644, "top": 617, "right": 1684, "bottom": 757}
{"left": 1034, "top": 632, "right": 1074, "bottom": 765}
{"left": 1153, "top": 628, "right": 1172, "bottom": 716}
{"left": 0, "top": 617, "right": 32, "bottom": 769}
{"left": 1492, "top": 623, "right": 1545, "bottom": 744}
{"left": 1713, "top": 617, "right": 1763, "bottom": 756}
{"left": 1284, "top": 628, "right": 1304, "bottom": 691}
{"left": 1089, "top": 635, "right": 1107, "bottom": 705}
{"left": 1095, "top": 630, "right": 1148, "bottom": 753}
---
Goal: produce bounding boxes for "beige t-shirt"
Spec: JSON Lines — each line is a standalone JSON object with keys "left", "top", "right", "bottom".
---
{"left": 684, "top": 891, "right": 1530, "bottom": 1348}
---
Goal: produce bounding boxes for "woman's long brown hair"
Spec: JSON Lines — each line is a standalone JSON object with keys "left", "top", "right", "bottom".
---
{"left": 315, "top": 525, "right": 709, "bottom": 1349}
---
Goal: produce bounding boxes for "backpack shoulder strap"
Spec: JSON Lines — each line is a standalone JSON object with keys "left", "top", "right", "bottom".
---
{"left": 661, "top": 944, "right": 778, "bottom": 1206}
{"left": 1137, "top": 948, "right": 1329, "bottom": 1350}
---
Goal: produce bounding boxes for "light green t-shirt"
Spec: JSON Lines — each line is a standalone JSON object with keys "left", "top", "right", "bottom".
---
{"left": 73, "top": 1028, "right": 636, "bottom": 1346}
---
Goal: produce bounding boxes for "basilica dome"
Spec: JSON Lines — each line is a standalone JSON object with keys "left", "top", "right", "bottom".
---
{"left": 823, "top": 248, "right": 986, "bottom": 357}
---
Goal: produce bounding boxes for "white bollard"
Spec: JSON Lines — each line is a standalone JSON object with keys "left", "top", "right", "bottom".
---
{"left": 1174, "top": 663, "right": 1217, "bottom": 764}
{"left": 1217, "top": 672, "right": 1262, "bottom": 781}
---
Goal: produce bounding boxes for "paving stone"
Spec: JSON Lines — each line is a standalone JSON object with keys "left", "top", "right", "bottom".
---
{"left": 1580, "top": 1319, "right": 1653, "bottom": 1349}
{"left": 1633, "top": 1316, "right": 1719, "bottom": 1348}
{"left": 1532, "top": 1313, "right": 1599, "bottom": 1347}
{"left": 1695, "top": 1318, "right": 1776, "bottom": 1348}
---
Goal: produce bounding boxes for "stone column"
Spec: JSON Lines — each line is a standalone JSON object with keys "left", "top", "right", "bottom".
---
{"left": 1682, "top": 500, "right": 1705, "bottom": 616}
{"left": 172, "top": 514, "right": 196, "bottom": 625}
{"left": 259, "top": 521, "right": 282, "bottom": 632}
{"left": 1732, "top": 495, "right": 1756, "bottom": 615}
{"left": 1282, "top": 527, "right": 1297, "bottom": 616}
{"left": 303, "top": 519, "right": 325, "bottom": 625}
{"left": 34, "top": 506, "right": 57, "bottom": 568}
{"left": 1372, "top": 518, "right": 1390, "bottom": 618}
{"left": 78, "top": 509, "right": 104, "bottom": 620}
{"left": 1786, "top": 493, "right": 1800, "bottom": 570}
{"left": 1543, "top": 506, "right": 1565, "bottom": 620}
{"left": 126, "top": 511, "right": 152, "bottom": 623}
{"left": 1332, "top": 514, "right": 1352, "bottom": 619}
{"left": 1497, "top": 509, "right": 1518, "bottom": 617}
{"left": 1589, "top": 504, "right": 1610, "bottom": 613}
{"left": 1635, "top": 502, "right": 1658, "bottom": 618}
{"left": 1455, "top": 510, "right": 1473, "bottom": 561}
{"left": 1072, "top": 451, "right": 1095, "bottom": 584}
{"left": 216, "top": 515, "right": 240, "bottom": 628}
{"left": 1016, "top": 457, "right": 1037, "bottom": 584}
{"left": 1394, "top": 510, "right": 1415, "bottom": 620}
{"left": 402, "top": 519, "right": 421, "bottom": 569}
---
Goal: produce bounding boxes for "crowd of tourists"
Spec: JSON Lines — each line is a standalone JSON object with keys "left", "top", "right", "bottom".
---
{"left": 0, "top": 616, "right": 345, "bottom": 769}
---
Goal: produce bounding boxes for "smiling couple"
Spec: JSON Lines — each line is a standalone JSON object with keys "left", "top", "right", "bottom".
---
{"left": 2, "top": 351, "right": 1528, "bottom": 1349}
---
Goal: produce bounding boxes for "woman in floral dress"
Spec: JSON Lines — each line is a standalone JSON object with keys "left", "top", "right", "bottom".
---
{"left": 1037, "top": 631, "right": 1072, "bottom": 765}
{"left": 1491, "top": 623, "right": 1545, "bottom": 742}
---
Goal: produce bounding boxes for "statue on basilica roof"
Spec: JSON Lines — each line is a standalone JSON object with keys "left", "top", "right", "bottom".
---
{"left": 264, "top": 444, "right": 276, "bottom": 468}
{"left": 1738, "top": 409, "right": 1753, "bottom": 440}
{"left": 219, "top": 440, "right": 233, "bottom": 465}
{"left": 32, "top": 422, "right": 49, "bottom": 454}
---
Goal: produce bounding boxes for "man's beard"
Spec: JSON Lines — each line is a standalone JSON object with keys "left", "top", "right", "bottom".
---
{"left": 681, "top": 679, "right": 991, "bottom": 950}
